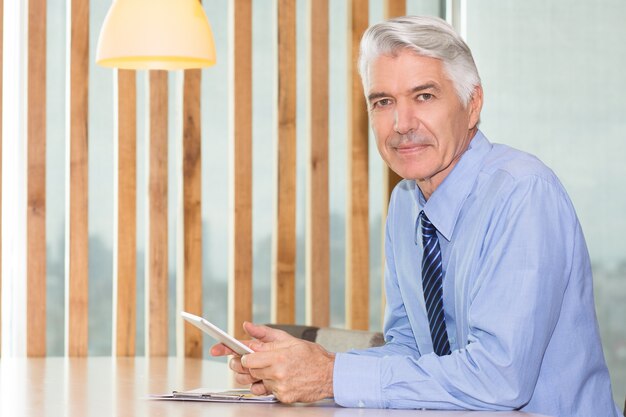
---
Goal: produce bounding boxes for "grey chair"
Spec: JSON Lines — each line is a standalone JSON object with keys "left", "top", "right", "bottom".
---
{"left": 267, "top": 324, "right": 384, "bottom": 352}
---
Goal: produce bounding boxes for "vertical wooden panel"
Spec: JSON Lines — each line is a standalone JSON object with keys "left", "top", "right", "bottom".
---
{"left": 27, "top": 0, "right": 47, "bottom": 357}
{"left": 381, "top": 0, "right": 406, "bottom": 328}
{"left": 180, "top": 68, "right": 203, "bottom": 357}
{"left": 272, "top": 0, "right": 297, "bottom": 325}
{"left": 305, "top": 0, "right": 329, "bottom": 327}
{"left": 384, "top": 0, "right": 406, "bottom": 19}
{"left": 346, "top": 0, "right": 370, "bottom": 330}
{"left": 66, "top": 0, "right": 89, "bottom": 357}
{"left": 113, "top": 69, "right": 137, "bottom": 356}
{"left": 228, "top": 0, "right": 253, "bottom": 341}
{"left": 146, "top": 71, "right": 169, "bottom": 356}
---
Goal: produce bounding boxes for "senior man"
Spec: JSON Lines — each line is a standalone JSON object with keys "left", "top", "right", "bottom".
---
{"left": 212, "top": 16, "right": 620, "bottom": 416}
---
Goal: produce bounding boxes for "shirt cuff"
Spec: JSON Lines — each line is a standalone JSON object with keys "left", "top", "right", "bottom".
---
{"left": 333, "top": 352, "right": 383, "bottom": 408}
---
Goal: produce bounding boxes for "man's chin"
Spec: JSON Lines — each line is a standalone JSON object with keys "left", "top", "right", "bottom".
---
{"left": 388, "top": 166, "right": 427, "bottom": 182}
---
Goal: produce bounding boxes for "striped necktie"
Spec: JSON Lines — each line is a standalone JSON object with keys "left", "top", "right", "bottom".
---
{"left": 420, "top": 211, "right": 452, "bottom": 356}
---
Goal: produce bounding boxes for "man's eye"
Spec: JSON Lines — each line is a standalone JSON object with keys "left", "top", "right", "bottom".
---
{"left": 373, "top": 98, "right": 392, "bottom": 109}
{"left": 417, "top": 93, "right": 433, "bottom": 102}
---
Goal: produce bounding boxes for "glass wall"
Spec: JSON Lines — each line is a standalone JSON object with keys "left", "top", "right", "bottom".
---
{"left": 466, "top": 0, "right": 626, "bottom": 402}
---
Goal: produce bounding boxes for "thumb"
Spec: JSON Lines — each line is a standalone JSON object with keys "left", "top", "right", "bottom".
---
{"left": 242, "top": 322, "right": 291, "bottom": 343}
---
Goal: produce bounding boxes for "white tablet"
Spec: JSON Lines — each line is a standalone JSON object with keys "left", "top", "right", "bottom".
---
{"left": 181, "top": 311, "right": 253, "bottom": 356}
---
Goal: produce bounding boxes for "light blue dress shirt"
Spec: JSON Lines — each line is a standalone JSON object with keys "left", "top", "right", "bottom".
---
{"left": 333, "top": 131, "right": 620, "bottom": 416}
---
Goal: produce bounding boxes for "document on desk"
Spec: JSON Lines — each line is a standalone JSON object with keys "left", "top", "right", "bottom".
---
{"left": 149, "top": 388, "right": 278, "bottom": 403}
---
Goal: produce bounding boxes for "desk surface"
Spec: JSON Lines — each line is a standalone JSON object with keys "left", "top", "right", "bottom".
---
{"left": 0, "top": 357, "right": 550, "bottom": 417}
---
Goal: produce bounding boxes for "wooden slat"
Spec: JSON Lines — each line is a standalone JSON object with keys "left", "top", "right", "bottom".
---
{"left": 305, "top": 0, "right": 330, "bottom": 327}
{"left": 27, "top": 0, "right": 47, "bottom": 357}
{"left": 113, "top": 69, "right": 137, "bottom": 357}
{"left": 228, "top": 0, "right": 253, "bottom": 341}
{"left": 146, "top": 70, "right": 169, "bottom": 356}
{"left": 346, "top": 0, "right": 370, "bottom": 330}
{"left": 384, "top": 0, "right": 406, "bottom": 19}
{"left": 272, "top": 0, "right": 297, "bottom": 325}
{"left": 381, "top": 0, "right": 406, "bottom": 329}
{"left": 180, "top": 68, "right": 203, "bottom": 357}
{"left": 66, "top": 0, "right": 89, "bottom": 357}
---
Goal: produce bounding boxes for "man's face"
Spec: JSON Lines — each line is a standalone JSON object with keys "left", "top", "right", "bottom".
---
{"left": 366, "top": 49, "right": 482, "bottom": 196}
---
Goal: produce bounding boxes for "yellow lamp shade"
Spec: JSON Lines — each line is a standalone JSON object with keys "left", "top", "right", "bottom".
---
{"left": 96, "top": 0, "right": 216, "bottom": 70}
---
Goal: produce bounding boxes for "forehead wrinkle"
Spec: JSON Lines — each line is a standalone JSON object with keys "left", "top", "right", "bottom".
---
{"left": 408, "top": 82, "right": 441, "bottom": 95}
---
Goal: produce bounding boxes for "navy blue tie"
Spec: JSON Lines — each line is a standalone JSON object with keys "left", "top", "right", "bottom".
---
{"left": 420, "top": 211, "right": 451, "bottom": 356}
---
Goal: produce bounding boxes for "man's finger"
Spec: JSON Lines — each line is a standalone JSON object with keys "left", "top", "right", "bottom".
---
{"left": 210, "top": 342, "right": 237, "bottom": 356}
{"left": 242, "top": 322, "right": 291, "bottom": 343}
{"left": 250, "top": 381, "right": 271, "bottom": 395}
{"left": 241, "top": 350, "right": 285, "bottom": 370}
{"left": 234, "top": 372, "right": 260, "bottom": 386}
{"left": 210, "top": 338, "right": 258, "bottom": 357}
{"left": 229, "top": 357, "right": 249, "bottom": 374}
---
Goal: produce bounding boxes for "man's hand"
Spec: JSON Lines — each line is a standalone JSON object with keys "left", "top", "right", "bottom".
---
{"left": 209, "top": 326, "right": 262, "bottom": 392}
{"left": 211, "top": 322, "right": 336, "bottom": 404}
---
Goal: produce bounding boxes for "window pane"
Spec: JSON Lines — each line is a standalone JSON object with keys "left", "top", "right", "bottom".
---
{"left": 46, "top": 0, "right": 66, "bottom": 356}
{"left": 467, "top": 0, "right": 626, "bottom": 401}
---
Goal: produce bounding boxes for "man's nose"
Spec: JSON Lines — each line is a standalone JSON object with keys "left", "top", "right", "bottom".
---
{"left": 393, "top": 105, "right": 419, "bottom": 135}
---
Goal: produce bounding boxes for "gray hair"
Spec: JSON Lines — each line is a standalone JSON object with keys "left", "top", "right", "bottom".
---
{"left": 358, "top": 16, "right": 481, "bottom": 106}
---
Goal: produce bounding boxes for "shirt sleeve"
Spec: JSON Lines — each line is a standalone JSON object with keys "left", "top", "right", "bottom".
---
{"left": 333, "top": 175, "right": 578, "bottom": 410}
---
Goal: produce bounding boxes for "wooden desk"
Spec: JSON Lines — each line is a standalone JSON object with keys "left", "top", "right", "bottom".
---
{"left": 0, "top": 357, "right": 550, "bottom": 417}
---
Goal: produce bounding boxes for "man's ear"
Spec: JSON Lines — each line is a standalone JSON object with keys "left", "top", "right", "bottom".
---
{"left": 467, "top": 85, "right": 483, "bottom": 129}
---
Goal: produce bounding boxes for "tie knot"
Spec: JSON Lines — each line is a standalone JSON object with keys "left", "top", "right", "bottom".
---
{"left": 421, "top": 211, "right": 437, "bottom": 241}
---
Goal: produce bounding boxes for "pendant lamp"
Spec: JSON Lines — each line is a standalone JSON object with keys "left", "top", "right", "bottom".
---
{"left": 96, "top": 0, "right": 216, "bottom": 70}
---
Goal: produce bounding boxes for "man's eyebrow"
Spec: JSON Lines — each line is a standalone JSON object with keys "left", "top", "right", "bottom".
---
{"left": 367, "top": 91, "right": 388, "bottom": 102}
{"left": 367, "top": 83, "right": 441, "bottom": 102}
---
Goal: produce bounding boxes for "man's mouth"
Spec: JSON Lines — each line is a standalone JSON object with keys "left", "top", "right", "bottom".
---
{"left": 394, "top": 143, "right": 429, "bottom": 154}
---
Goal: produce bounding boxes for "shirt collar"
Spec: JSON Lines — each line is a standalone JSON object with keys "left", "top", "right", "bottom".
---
{"left": 413, "top": 130, "right": 492, "bottom": 241}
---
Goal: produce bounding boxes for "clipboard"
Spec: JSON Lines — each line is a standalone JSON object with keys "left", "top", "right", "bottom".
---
{"left": 149, "top": 388, "right": 278, "bottom": 403}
